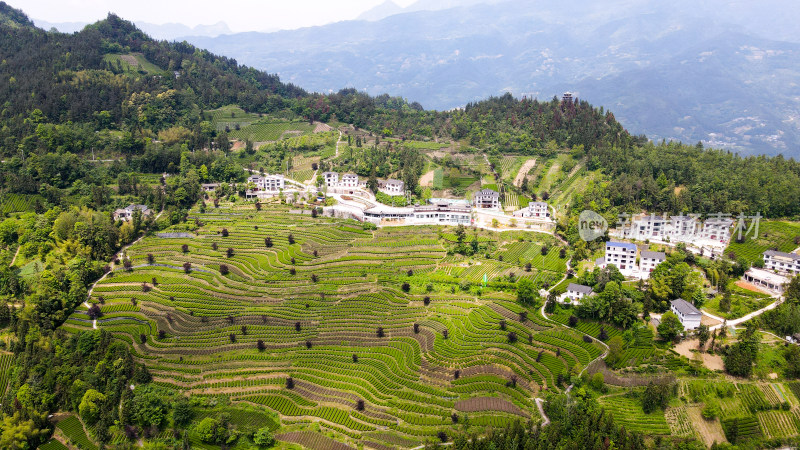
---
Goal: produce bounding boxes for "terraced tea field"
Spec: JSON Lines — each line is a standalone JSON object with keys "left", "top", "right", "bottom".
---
{"left": 725, "top": 220, "right": 800, "bottom": 265}
{"left": 65, "top": 203, "right": 597, "bottom": 448}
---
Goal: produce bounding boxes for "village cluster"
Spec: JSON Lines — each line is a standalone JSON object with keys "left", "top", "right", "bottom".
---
{"left": 113, "top": 170, "right": 800, "bottom": 335}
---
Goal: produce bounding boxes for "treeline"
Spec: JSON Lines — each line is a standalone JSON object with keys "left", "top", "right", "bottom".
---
{"left": 424, "top": 393, "right": 704, "bottom": 450}
{"left": 582, "top": 141, "right": 800, "bottom": 218}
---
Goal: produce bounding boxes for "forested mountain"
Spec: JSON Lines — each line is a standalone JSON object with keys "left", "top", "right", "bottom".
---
{"left": 3, "top": 2, "right": 800, "bottom": 448}
{"left": 184, "top": 0, "right": 800, "bottom": 156}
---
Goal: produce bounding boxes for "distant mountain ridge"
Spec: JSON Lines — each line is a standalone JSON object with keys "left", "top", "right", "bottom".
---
{"left": 182, "top": 0, "right": 800, "bottom": 156}
{"left": 33, "top": 18, "right": 232, "bottom": 39}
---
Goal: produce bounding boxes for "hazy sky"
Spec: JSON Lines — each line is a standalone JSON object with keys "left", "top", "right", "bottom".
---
{"left": 7, "top": 0, "right": 418, "bottom": 32}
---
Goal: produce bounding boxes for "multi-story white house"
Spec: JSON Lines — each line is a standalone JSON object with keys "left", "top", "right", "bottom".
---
{"left": 340, "top": 173, "right": 359, "bottom": 188}
{"left": 763, "top": 250, "right": 800, "bottom": 275}
{"left": 639, "top": 250, "right": 666, "bottom": 273}
{"left": 670, "top": 298, "right": 702, "bottom": 330}
{"left": 322, "top": 172, "right": 339, "bottom": 186}
{"left": 603, "top": 241, "right": 638, "bottom": 272}
{"left": 248, "top": 174, "right": 285, "bottom": 192}
{"left": 631, "top": 215, "right": 667, "bottom": 240}
{"left": 563, "top": 283, "right": 594, "bottom": 304}
{"left": 698, "top": 217, "right": 733, "bottom": 243}
{"left": 379, "top": 179, "right": 405, "bottom": 196}
{"left": 669, "top": 215, "right": 699, "bottom": 240}
{"left": 113, "top": 204, "right": 152, "bottom": 222}
{"left": 475, "top": 189, "right": 500, "bottom": 209}
{"left": 513, "top": 201, "right": 550, "bottom": 219}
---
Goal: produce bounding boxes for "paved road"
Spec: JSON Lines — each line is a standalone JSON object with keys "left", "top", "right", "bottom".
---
{"left": 702, "top": 292, "right": 782, "bottom": 331}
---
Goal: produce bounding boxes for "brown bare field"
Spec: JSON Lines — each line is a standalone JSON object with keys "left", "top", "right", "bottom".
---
{"left": 513, "top": 158, "right": 537, "bottom": 187}
{"left": 120, "top": 54, "right": 139, "bottom": 67}
{"left": 454, "top": 396, "right": 529, "bottom": 417}
{"left": 674, "top": 339, "right": 724, "bottom": 371}
{"left": 419, "top": 170, "right": 436, "bottom": 187}
{"left": 276, "top": 431, "right": 355, "bottom": 450}
{"left": 735, "top": 280, "right": 767, "bottom": 293}
{"left": 687, "top": 405, "right": 728, "bottom": 446}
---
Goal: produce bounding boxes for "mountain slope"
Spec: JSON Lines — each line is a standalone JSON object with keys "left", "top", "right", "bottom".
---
{"left": 182, "top": 0, "right": 800, "bottom": 156}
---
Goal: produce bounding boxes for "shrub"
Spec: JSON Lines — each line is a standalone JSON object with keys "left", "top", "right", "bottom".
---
{"left": 451, "top": 412, "right": 459, "bottom": 423}
{"left": 438, "top": 431, "right": 448, "bottom": 443}
{"left": 219, "top": 264, "right": 229, "bottom": 275}
{"left": 87, "top": 304, "right": 102, "bottom": 319}
{"left": 507, "top": 331, "right": 518, "bottom": 343}
{"left": 401, "top": 282, "right": 410, "bottom": 292}
{"left": 583, "top": 335, "right": 592, "bottom": 343}
{"left": 568, "top": 315, "right": 578, "bottom": 327}
{"left": 305, "top": 340, "right": 312, "bottom": 349}
{"left": 599, "top": 327, "right": 609, "bottom": 341}
{"left": 407, "top": 269, "right": 414, "bottom": 276}
{"left": 423, "top": 296, "right": 431, "bottom": 306}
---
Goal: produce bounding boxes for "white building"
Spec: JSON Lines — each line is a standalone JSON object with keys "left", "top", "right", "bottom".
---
{"left": 513, "top": 202, "right": 550, "bottom": 219}
{"left": 743, "top": 267, "right": 789, "bottom": 293}
{"left": 698, "top": 217, "right": 733, "bottom": 243}
{"left": 322, "top": 172, "right": 339, "bottom": 186}
{"left": 475, "top": 189, "right": 500, "bottom": 209}
{"left": 670, "top": 298, "right": 702, "bottom": 330}
{"left": 563, "top": 283, "right": 594, "bottom": 305}
{"left": 669, "top": 215, "right": 699, "bottom": 240}
{"left": 113, "top": 204, "right": 150, "bottom": 221}
{"left": 379, "top": 179, "right": 405, "bottom": 196}
{"left": 113, "top": 204, "right": 152, "bottom": 222}
{"left": 412, "top": 202, "right": 472, "bottom": 225}
{"left": 639, "top": 250, "right": 666, "bottom": 273}
{"left": 363, "top": 205, "right": 414, "bottom": 224}
{"left": 763, "top": 250, "right": 800, "bottom": 276}
{"left": 631, "top": 215, "right": 667, "bottom": 240}
{"left": 248, "top": 174, "right": 285, "bottom": 192}
{"left": 604, "top": 241, "right": 638, "bottom": 272}
{"left": 340, "top": 173, "right": 359, "bottom": 188}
